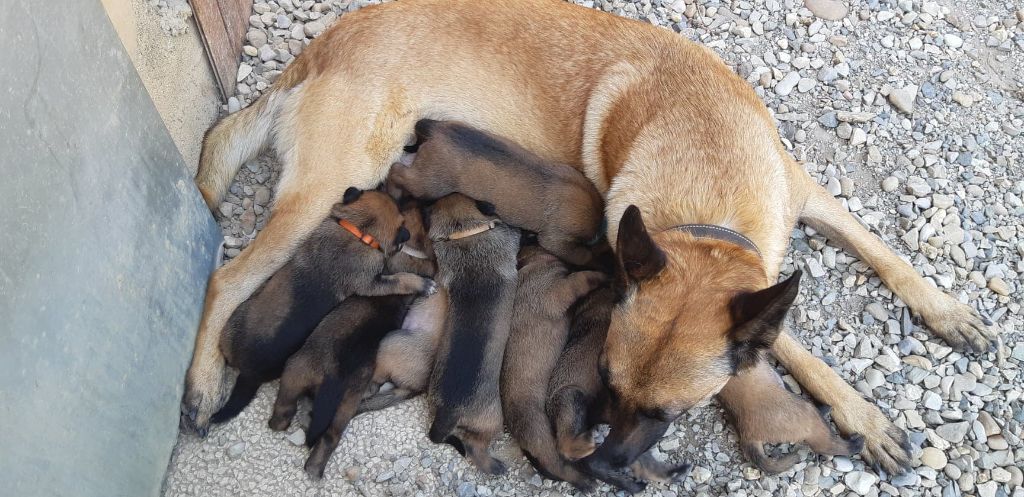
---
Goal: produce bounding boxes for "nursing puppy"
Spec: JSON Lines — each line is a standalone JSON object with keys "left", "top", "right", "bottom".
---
{"left": 501, "top": 246, "right": 605, "bottom": 489}
{"left": 718, "top": 359, "right": 864, "bottom": 474}
{"left": 550, "top": 286, "right": 691, "bottom": 493}
{"left": 209, "top": 189, "right": 435, "bottom": 428}
{"left": 388, "top": 119, "right": 607, "bottom": 267}
{"left": 269, "top": 202, "right": 436, "bottom": 478}
{"left": 427, "top": 193, "right": 520, "bottom": 475}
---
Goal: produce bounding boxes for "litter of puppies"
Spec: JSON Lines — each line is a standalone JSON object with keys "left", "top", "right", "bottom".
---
{"left": 196, "top": 120, "right": 840, "bottom": 492}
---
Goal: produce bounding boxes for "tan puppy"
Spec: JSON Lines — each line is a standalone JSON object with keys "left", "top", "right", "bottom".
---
{"left": 426, "top": 194, "right": 519, "bottom": 474}
{"left": 186, "top": 0, "right": 996, "bottom": 474}
{"left": 718, "top": 359, "right": 864, "bottom": 474}
{"left": 269, "top": 202, "right": 436, "bottom": 478}
{"left": 206, "top": 189, "right": 434, "bottom": 431}
{"left": 501, "top": 246, "right": 605, "bottom": 489}
{"left": 387, "top": 119, "right": 607, "bottom": 267}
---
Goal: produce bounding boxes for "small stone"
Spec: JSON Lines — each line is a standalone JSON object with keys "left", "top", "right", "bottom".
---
{"left": 991, "top": 467, "right": 1012, "bottom": 483}
{"left": 906, "top": 177, "right": 932, "bottom": 197}
{"left": 287, "top": 429, "right": 305, "bottom": 446}
{"left": 844, "top": 471, "right": 878, "bottom": 495}
{"left": 806, "top": 257, "right": 827, "bottom": 278}
{"left": 803, "top": 0, "right": 849, "bottom": 20}
{"left": 691, "top": 466, "right": 712, "bottom": 484}
{"left": 849, "top": 128, "right": 867, "bottom": 146}
{"left": 889, "top": 85, "right": 918, "bottom": 114}
{"left": 976, "top": 481, "right": 998, "bottom": 497}
{"left": 275, "top": 14, "right": 291, "bottom": 29}
{"left": 945, "top": 33, "right": 963, "bottom": 49}
{"left": 226, "top": 441, "right": 246, "bottom": 459}
{"left": 240, "top": 208, "right": 257, "bottom": 235}
{"left": 935, "top": 422, "right": 970, "bottom": 443}
{"left": 834, "top": 457, "right": 854, "bottom": 472}
{"left": 798, "top": 78, "right": 816, "bottom": 92}
{"left": 881, "top": 176, "right": 899, "bottom": 192}
{"left": 987, "top": 277, "right": 1009, "bottom": 296}
{"left": 776, "top": 71, "right": 801, "bottom": 96}
{"left": 978, "top": 411, "right": 1001, "bottom": 436}
{"left": 923, "top": 390, "right": 942, "bottom": 410}
{"left": 920, "top": 447, "right": 947, "bottom": 469}
{"left": 236, "top": 63, "right": 252, "bottom": 82}
{"left": 304, "top": 20, "right": 325, "bottom": 37}
{"left": 952, "top": 91, "right": 975, "bottom": 107}
{"left": 865, "top": 302, "right": 889, "bottom": 321}
{"left": 246, "top": 30, "right": 268, "bottom": 48}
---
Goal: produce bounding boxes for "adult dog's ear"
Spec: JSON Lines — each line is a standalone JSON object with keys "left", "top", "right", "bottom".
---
{"left": 729, "top": 270, "right": 802, "bottom": 370}
{"left": 475, "top": 200, "right": 497, "bottom": 216}
{"left": 343, "top": 187, "right": 363, "bottom": 205}
{"left": 615, "top": 205, "right": 666, "bottom": 285}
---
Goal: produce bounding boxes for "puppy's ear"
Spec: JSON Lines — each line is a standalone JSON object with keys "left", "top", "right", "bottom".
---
{"left": 728, "top": 271, "right": 802, "bottom": 371}
{"left": 475, "top": 200, "right": 497, "bottom": 216}
{"left": 395, "top": 226, "right": 411, "bottom": 246}
{"left": 615, "top": 205, "right": 666, "bottom": 286}
{"left": 343, "top": 187, "right": 363, "bottom": 205}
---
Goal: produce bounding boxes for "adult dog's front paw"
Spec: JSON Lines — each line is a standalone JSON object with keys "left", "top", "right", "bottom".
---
{"left": 921, "top": 297, "right": 998, "bottom": 354}
{"left": 830, "top": 396, "right": 911, "bottom": 475}
{"left": 420, "top": 278, "right": 438, "bottom": 296}
{"left": 180, "top": 365, "right": 226, "bottom": 437}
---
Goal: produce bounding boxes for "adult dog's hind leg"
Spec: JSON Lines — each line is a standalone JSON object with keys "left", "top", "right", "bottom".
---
{"left": 799, "top": 181, "right": 997, "bottom": 352}
{"left": 182, "top": 81, "right": 409, "bottom": 433}
{"left": 772, "top": 332, "right": 910, "bottom": 474}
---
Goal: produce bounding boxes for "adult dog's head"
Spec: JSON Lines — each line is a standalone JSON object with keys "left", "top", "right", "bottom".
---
{"left": 588, "top": 205, "right": 801, "bottom": 471}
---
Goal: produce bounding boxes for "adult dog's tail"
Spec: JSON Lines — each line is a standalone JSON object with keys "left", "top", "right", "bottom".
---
{"left": 194, "top": 56, "right": 312, "bottom": 209}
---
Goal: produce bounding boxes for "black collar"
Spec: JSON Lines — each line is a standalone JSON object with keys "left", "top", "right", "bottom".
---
{"left": 671, "top": 224, "right": 761, "bottom": 258}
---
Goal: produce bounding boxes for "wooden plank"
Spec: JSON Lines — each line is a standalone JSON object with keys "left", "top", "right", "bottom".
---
{"left": 189, "top": 0, "right": 249, "bottom": 100}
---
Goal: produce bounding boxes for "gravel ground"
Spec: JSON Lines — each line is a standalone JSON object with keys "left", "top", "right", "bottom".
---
{"left": 163, "top": 1, "right": 1024, "bottom": 496}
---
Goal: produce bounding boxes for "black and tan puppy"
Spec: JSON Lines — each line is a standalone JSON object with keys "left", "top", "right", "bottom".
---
{"left": 551, "top": 286, "right": 692, "bottom": 493}
{"left": 501, "top": 246, "right": 605, "bottom": 489}
{"left": 718, "top": 359, "right": 864, "bottom": 474}
{"left": 268, "top": 202, "right": 437, "bottom": 478}
{"left": 388, "top": 119, "right": 607, "bottom": 267}
{"left": 426, "top": 193, "right": 520, "bottom": 475}
{"left": 209, "top": 188, "right": 436, "bottom": 427}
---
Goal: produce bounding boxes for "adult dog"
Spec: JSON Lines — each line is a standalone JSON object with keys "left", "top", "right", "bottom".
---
{"left": 184, "top": 0, "right": 998, "bottom": 474}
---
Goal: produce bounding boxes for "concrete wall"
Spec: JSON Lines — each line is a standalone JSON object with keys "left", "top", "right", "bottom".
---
{"left": 0, "top": 0, "right": 222, "bottom": 495}
{"left": 101, "top": 0, "right": 221, "bottom": 172}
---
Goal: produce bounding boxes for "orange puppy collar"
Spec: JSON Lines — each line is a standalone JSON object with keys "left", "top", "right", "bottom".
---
{"left": 338, "top": 219, "right": 382, "bottom": 251}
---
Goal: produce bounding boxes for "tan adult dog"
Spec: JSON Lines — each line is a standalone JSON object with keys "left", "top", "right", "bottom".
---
{"left": 184, "top": 0, "right": 998, "bottom": 474}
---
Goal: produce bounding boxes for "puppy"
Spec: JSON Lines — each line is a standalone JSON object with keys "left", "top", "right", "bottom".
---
{"left": 357, "top": 288, "right": 447, "bottom": 413}
{"left": 550, "top": 286, "right": 692, "bottom": 493}
{"left": 268, "top": 202, "right": 437, "bottom": 478}
{"left": 501, "top": 246, "right": 605, "bottom": 489}
{"left": 210, "top": 188, "right": 435, "bottom": 425}
{"left": 426, "top": 193, "right": 520, "bottom": 475}
{"left": 718, "top": 359, "right": 865, "bottom": 474}
{"left": 388, "top": 119, "right": 607, "bottom": 266}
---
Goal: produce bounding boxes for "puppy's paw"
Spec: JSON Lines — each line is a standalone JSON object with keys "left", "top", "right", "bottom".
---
{"left": 483, "top": 457, "right": 508, "bottom": 476}
{"left": 559, "top": 433, "right": 597, "bottom": 461}
{"left": 830, "top": 397, "right": 911, "bottom": 475}
{"left": 420, "top": 278, "right": 438, "bottom": 296}
{"left": 921, "top": 298, "right": 998, "bottom": 354}
{"left": 181, "top": 369, "right": 225, "bottom": 437}
{"left": 268, "top": 415, "right": 291, "bottom": 432}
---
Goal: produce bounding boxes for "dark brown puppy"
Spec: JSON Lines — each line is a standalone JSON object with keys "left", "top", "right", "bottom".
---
{"left": 551, "top": 286, "right": 692, "bottom": 493}
{"left": 388, "top": 119, "right": 607, "bottom": 267}
{"left": 718, "top": 359, "right": 864, "bottom": 474}
{"left": 269, "top": 202, "right": 437, "bottom": 478}
{"left": 427, "top": 193, "right": 520, "bottom": 475}
{"left": 209, "top": 189, "right": 435, "bottom": 428}
{"left": 501, "top": 246, "right": 606, "bottom": 489}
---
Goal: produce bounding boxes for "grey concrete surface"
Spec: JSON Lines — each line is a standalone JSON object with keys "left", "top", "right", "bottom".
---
{"left": 0, "top": 1, "right": 222, "bottom": 496}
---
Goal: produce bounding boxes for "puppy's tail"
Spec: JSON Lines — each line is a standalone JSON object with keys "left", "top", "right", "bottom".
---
{"left": 210, "top": 375, "right": 261, "bottom": 424}
{"left": 306, "top": 373, "right": 346, "bottom": 447}
{"left": 195, "top": 56, "right": 312, "bottom": 210}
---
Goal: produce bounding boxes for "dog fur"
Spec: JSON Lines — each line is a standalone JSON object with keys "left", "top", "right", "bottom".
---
{"left": 426, "top": 194, "right": 520, "bottom": 475}
{"left": 388, "top": 120, "right": 608, "bottom": 266}
{"left": 208, "top": 189, "right": 433, "bottom": 428}
{"left": 717, "top": 359, "right": 865, "bottom": 474}
{"left": 186, "top": 0, "right": 997, "bottom": 475}
{"left": 501, "top": 246, "right": 605, "bottom": 489}
{"left": 268, "top": 202, "right": 436, "bottom": 478}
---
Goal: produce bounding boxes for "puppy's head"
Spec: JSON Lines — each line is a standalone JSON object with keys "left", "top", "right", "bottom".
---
{"left": 426, "top": 194, "right": 498, "bottom": 240}
{"left": 329, "top": 187, "right": 409, "bottom": 255}
{"left": 590, "top": 205, "right": 800, "bottom": 469}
